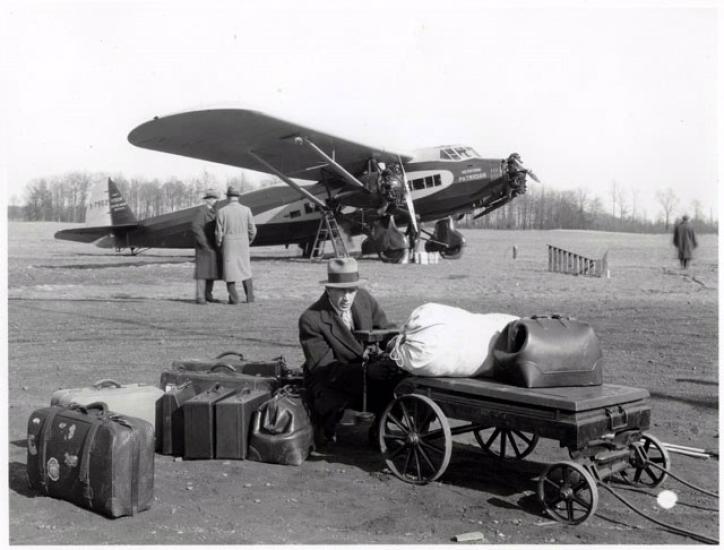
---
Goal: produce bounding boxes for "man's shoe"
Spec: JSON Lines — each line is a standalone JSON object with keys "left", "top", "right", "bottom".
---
{"left": 207, "top": 298, "right": 223, "bottom": 303}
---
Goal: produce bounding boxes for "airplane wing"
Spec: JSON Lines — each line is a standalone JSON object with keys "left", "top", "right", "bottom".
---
{"left": 55, "top": 224, "right": 138, "bottom": 243}
{"left": 128, "top": 109, "right": 413, "bottom": 182}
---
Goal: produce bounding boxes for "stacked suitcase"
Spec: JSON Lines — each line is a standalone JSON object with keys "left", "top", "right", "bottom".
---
{"left": 26, "top": 352, "right": 303, "bottom": 518}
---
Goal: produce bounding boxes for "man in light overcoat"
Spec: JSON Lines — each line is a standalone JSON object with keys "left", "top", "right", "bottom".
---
{"left": 215, "top": 185, "right": 257, "bottom": 304}
{"left": 191, "top": 188, "right": 223, "bottom": 304}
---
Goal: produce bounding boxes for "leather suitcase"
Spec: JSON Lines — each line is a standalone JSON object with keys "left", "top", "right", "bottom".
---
{"left": 171, "top": 352, "right": 289, "bottom": 378}
{"left": 155, "top": 381, "right": 197, "bottom": 456}
{"left": 215, "top": 388, "right": 272, "bottom": 460}
{"left": 51, "top": 379, "right": 163, "bottom": 429}
{"left": 160, "top": 363, "right": 278, "bottom": 396}
{"left": 183, "top": 384, "right": 238, "bottom": 459}
{"left": 247, "top": 387, "right": 314, "bottom": 466}
{"left": 26, "top": 403, "right": 154, "bottom": 518}
{"left": 492, "top": 315, "right": 604, "bottom": 388}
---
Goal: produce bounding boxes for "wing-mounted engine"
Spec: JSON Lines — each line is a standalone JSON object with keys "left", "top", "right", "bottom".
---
{"left": 472, "top": 152, "right": 539, "bottom": 220}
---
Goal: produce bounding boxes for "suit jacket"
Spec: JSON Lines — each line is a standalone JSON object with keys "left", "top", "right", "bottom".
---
{"left": 299, "top": 288, "right": 392, "bottom": 388}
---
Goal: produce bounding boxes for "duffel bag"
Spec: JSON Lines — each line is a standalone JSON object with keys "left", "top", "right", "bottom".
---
{"left": 492, "top": 314, "right": 604, "bottom": 388}
{"left": 247, "top": 386, "right": 314, "bottom": 466}
{"left": 27, "top": 402, "right": 154, "bottom": 518}
{"left": 389, "top": 302, "right": 518, "bottom": 377}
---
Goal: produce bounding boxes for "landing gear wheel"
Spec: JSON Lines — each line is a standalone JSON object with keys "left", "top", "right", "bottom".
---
{"left": 538, "top": 461, "right": 599, "bottom": 525}
{"left": 473, "top": 427, "right": 539, "bottom": 459}
{"left": 379, "top": 394, "right": 452, "bottom": 484}
{"left": 620, "top": 433, "right": 670, "bottom": 488}
{"left": 378, "top": 248, "right": 407, "bottom": 263}
{"left": 439, "top": 245, "right": 463, "bottom": 259}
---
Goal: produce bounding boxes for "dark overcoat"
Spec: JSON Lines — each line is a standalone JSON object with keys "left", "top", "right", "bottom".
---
{"left": 299, "top": 289, "right": 393, "bottom": 419}
{"left": 191, "top": 205, "right": 221, "bottom": 280}
{"left": 673, "top": 220, "right": 698, "bottom": 260}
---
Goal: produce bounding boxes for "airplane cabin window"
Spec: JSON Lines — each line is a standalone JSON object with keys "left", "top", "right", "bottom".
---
{"left": 412, "top": 179, "right": 425, "bottom": 190}
{"left": 434, "top": 174, "right": 442, "bottom": 186}
{"left": 443, "top": 148, "right": 460, "bottom": 160}
{"left": 289, "top": 210, "right": 301, "bottom": 219}
{"left": 424, "top": 176, "right": 434, "bottom": 187}
{"left": 440, "top": 150, "right": 451, "bottom": 160}
{"left": 304, "top": 203, "right": 314, "bottom": 214}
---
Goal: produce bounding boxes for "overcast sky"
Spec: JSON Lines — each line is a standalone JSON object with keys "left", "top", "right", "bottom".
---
{"left": 1, "top": 0, "right": 719, "bottom": 221}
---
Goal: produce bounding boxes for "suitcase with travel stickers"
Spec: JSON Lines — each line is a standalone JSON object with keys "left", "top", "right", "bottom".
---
{"left": 26, "top": 402, "right": 155, "bottom": 518}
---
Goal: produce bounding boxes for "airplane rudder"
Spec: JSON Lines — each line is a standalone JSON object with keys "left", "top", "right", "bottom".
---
{"left": 107, "top": 178, "right": 138, "bottom": 225}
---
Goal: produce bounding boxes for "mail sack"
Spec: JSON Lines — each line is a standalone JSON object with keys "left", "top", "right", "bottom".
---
{"left": 389, "top": 303, "right": 518, "bottom": 377}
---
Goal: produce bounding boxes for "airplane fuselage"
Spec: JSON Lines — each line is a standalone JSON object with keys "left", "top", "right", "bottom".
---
{"left": 112, "top": 154, "right": 511, "bottom": 250}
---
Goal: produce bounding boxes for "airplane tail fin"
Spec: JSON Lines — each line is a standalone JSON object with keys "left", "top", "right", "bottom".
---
{"left": 85, "top": 178, "right": 138, "bottom": 226}
{"left": 55, "top": 178, "right": 138, "bottom": 244}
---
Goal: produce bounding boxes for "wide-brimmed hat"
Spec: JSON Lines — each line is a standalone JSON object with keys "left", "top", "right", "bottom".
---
{"left": 320, "top": 257, "right": 365, "bottom": 288}
{"left": 226, "top": 185, "right": 241, "bottom": 197}
{"left": 202, "top": 188, "right": 219, "bottom": 200}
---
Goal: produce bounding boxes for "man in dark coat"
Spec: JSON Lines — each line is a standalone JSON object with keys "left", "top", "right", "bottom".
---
{"left": 191, "top": 189, "right": 222, "bottom": 304}
{"left": 299, "top": 257, "right": 400, "bottom": 447}
{"left": 673, "top": 215, "right": 698, "bottom": 269}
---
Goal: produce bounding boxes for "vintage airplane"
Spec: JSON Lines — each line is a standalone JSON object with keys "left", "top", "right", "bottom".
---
{"left": 55, "top": 109, "right": 537, "bottom": 262}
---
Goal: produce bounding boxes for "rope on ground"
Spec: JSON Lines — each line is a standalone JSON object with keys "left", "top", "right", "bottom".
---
{"left": 646, "top": 461, "right": 719, "bottom": 498}
{"left": 598, "top": 483, "right": 718, "bottom": 545}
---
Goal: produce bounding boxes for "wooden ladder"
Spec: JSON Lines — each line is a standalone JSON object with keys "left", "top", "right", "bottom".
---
{"left": 310, "top": 211, "right": 349, "bottom": 261}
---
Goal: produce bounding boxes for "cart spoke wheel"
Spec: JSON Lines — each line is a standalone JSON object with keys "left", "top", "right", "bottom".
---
{"left": 473, "top": 427, "right": 539, "bottom": 459}
{"left": 620, "top": 433, "right": 670, "bottom": 488}
{"left": 537, "top": 461, "right": 599, "bottom": 525}
{"left": 379, "top": 394, "right": 452, "bottom": 484}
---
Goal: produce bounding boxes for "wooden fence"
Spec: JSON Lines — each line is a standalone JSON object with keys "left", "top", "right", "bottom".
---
{"left": 547, "top": 245, "right": 608, "bottom": 277}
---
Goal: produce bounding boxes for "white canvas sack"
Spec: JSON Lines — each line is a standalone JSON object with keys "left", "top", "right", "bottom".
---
{"left": 389, "top": 303, "right": 518, "bottom": 377}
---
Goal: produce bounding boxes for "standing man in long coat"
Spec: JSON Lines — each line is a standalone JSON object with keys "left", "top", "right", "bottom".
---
{"left": 216, "top": 185, "right": 257, "bottom": 304}
{"left": 673, "top": 214, "right": 698, "bottom": 269}
{"left": 191, "top": 188, "right": 222, "bottom": 304}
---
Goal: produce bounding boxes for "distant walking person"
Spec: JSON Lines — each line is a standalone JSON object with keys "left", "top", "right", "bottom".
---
{"left": 191, "top": 188, "right": 223, "bottom": 304}
{"left": 216, "top": 185, "right": 257, "bottom": 304}
{"left": 673, "top": 215, "right": 697, "bottom": 269}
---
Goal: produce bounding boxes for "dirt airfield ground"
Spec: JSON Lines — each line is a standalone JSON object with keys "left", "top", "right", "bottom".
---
{"left": 7, "top": 222, "right": 719, "bottom": 545}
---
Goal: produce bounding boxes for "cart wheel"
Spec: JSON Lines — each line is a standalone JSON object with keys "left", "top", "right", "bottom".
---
{"left": 620, "top": 433, "right": 670, "bottom": 488}
{"left": 538, "top": 461, "right": 599, "bottom": 525}
{"left": 379, "top": 394, "right": 452, "bottom": 484}
{"left": 473, "top": 427, "right": 539, "bottom": 459}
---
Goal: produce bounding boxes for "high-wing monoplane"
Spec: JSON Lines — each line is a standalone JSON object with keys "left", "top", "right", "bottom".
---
{"left": 55, "top": 109, "right": 537, "bottom": 262}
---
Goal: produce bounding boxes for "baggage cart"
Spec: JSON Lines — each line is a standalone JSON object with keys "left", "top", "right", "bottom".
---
{"left": 377, "top": 376, "right": 668, "bottom": 525}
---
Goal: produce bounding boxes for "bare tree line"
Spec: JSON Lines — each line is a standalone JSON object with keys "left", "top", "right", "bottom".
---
{"left": 9, "top": 171, "right": 277, "bottom": 223}
{"left": 460, "top": 183, "right": 717, "bottom": 233}
{"left": 8, "top": 170, "right": 718, "bottom": 234}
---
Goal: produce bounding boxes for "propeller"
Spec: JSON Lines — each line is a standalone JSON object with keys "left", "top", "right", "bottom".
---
{"left": 397, "top": 156, "right": 419, "bottom": 235}
{"left": 507, "top": 152, "right": 540, "bottom": 183}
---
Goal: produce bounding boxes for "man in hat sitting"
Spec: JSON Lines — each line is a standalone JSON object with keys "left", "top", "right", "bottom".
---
{"left": 191, "top": 188, "right": 223, "bottom": 304}
{"left": 299, "top": 257, "right": 401, "bottom": 448}
{"left": 216, "top": 185, "right": 257, "bottom": 304}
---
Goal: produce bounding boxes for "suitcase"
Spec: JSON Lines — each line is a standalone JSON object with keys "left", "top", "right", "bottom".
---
{"left": 215, "top": 388, "right": 272, "bottom": 460}
{"left": 160, "top": 363, "right": 279, "bottom": 396}
{"left": 155, "top": 381, "right": 198, "bottom": 456}
{"left": 247, "top": 387, "right": 314, "bottom": 466}
{"left": 183, "top": 384, "right": 238, "bottom": 459}
{"left": 171, "top": 352, "right": 289, "bottom": 378}
{"left": 51, "top": 379, "right": 163, "bottom": 429}
{"left": 492, "top": 315, "right": 604, "bottom": 388}
{"left": 26, "top": 403, "right": 154, "bottom": 518}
